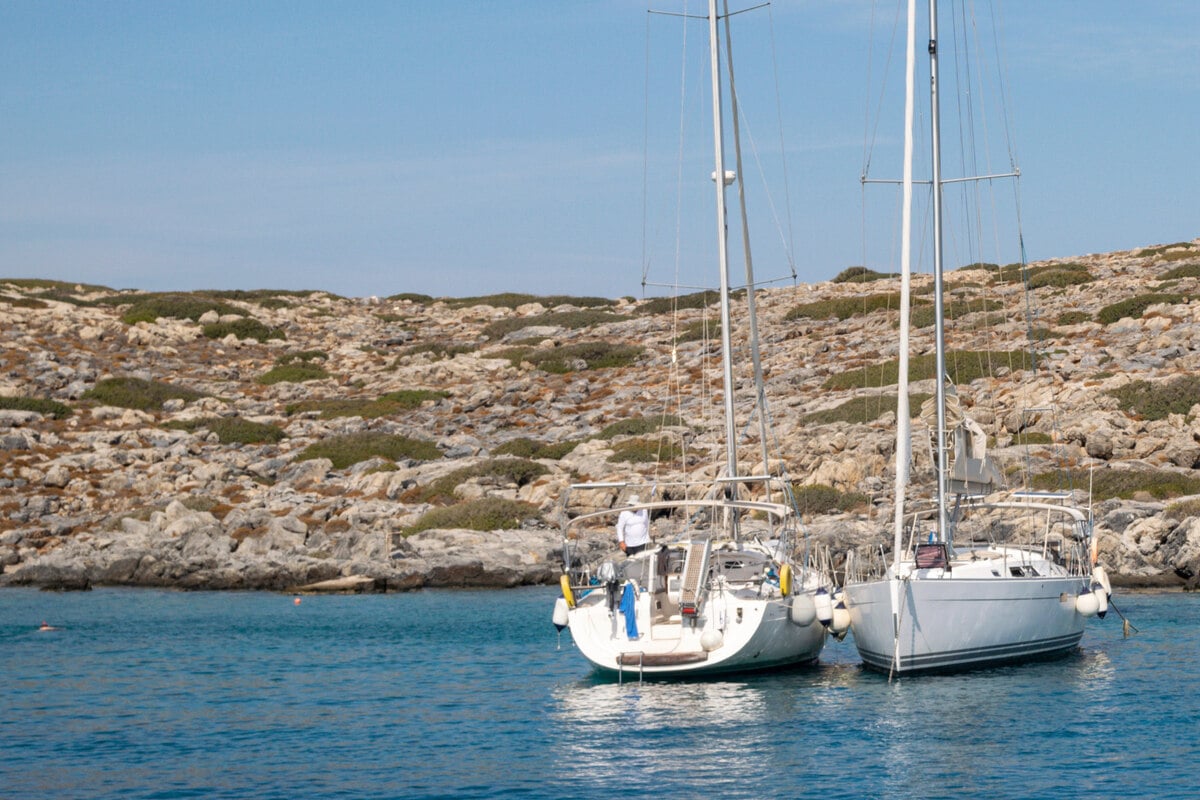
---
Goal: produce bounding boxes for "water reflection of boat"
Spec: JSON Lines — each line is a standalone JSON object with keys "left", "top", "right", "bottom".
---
{"left": 550, "top": 680, "right": 773, "bottom": 784}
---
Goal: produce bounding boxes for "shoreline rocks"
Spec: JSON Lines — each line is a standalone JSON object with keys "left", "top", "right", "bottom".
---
{"left": 4, "top": 239, "right": 1200, "bottom": 592}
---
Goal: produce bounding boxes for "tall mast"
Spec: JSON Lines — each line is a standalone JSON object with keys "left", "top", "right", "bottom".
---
{"left": 720, "top": 0, "right": 771, "bottom": 478}
{"left": 887, "top": 0, "right": 919, "bottom": 680}
{"left": 928, "top": 0, "right": 950, "bottom": 542}
{"left": 893, "top": 0, "right": 917, "bottom": 567}
{"left": 707, "top": 0, "right": 739, "bottom": 484}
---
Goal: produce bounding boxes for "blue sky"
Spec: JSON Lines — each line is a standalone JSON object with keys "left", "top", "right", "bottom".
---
{"left": 1, "top": 1, "right": 1196, "bottom": 299}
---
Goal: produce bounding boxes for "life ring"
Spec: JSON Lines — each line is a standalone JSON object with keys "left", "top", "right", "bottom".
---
{"left": 779, "top": 563, "right": 792, "bottom": 597}
{"left": 560, "top": 574, "right": 575, "bottom": 609}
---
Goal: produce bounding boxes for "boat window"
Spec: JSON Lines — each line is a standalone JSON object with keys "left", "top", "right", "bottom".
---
{"left": 914, "top": 543, "right": 948, "bottom": 569}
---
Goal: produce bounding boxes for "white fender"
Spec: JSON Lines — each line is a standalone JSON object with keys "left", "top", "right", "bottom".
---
{"left": 1075, "top": 590, "right": 1100, "bottom": 617}
{"left": 1093, "top": 564, "right": 1112, "bottom": 598}
{"left": 789, "top": 593, "right": 817, "bottom": 627}
{"left": 831, "top": 603, "right": 851, "bottom": 636}
{"left": 814, "top": 588, "right": 834, "bottom": 628}
{"left": 700, "top": 628, "right": 724, "bottom": 652}
{"left": 552, "top": 597, "right": 569, "bottom": 631}
{"left": 1093, "top": 586, "right": 1109, "bottom": 619}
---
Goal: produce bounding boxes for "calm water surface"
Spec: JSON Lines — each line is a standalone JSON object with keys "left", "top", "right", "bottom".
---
{"left": 0, "top": 587, "right": 1194, "bottom": 799}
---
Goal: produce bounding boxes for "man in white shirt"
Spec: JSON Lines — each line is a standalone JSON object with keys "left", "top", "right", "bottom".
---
{"left": 616, "top": 495, "right": 650, "bottom": 556}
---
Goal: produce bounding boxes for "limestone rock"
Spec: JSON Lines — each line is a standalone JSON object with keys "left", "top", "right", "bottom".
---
{"left": 4, "top": 240, "right": 1200, "bottom": 590}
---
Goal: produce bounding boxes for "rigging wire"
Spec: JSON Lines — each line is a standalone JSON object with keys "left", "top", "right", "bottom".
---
{"left": 641, "top": 11, "right": 653, "bottom": 295}
{"left": 766, "top": 2, "right": 798, "bottom": 281}
{"left": 861, "top": 0, "right": 906, "bottom": 184}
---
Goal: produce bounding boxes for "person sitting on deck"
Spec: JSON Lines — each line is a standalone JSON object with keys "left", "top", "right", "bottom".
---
{"left": 616, "top": 495, "right": 650, "bottom": 556}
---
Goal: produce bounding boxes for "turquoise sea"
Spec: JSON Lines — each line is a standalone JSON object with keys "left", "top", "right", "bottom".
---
{"left": 1, "top": 586, "right": 1195, "bottom": 799}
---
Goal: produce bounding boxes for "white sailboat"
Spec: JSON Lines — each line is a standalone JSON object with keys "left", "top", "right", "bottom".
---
{"left": 842, "top": 0, "right": 1111, "bottom": 676}
{"left": 551, "top": 0, "right": 834, "bottom": 679}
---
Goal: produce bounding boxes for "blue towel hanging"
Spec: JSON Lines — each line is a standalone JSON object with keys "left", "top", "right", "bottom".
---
{"left": 618, "top": 581, "right": 639, "bottom": 639}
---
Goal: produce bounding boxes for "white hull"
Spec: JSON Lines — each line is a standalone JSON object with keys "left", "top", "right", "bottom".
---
{"left": 557, "top": 487, "right": 834, "bottom": 679}
{"left": 568, "top": 585, "right": 825, "bottom": 677}
{"left": 845, "top": 554, "right": 1089, "bottom": 674}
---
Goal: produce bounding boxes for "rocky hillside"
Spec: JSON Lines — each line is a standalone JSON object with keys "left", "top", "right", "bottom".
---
{"left": 3, "top": 238, "right": 1200, "bottom": 591}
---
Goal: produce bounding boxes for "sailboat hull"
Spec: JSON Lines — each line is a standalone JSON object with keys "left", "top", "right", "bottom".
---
{"left": 844, "top": 575, "right": 1087, "bottom": 674}
{"left": 567, "top": 588, "right": 825, "bottom": 678}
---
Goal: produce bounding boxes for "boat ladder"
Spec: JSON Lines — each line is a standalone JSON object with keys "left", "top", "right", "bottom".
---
{"left": 679, "top": 539, "right": 711, "bottom": 619}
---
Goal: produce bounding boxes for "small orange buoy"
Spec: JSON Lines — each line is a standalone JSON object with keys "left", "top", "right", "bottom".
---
{"left": 293, "top": 597, "right": 302, "bottom": 606}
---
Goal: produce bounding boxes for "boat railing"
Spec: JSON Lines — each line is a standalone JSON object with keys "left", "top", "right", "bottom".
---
{"left": 844, "top": 544, "right": 891, "bottom": 583}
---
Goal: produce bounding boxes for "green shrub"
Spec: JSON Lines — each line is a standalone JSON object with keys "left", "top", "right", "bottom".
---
{"left": 31, "top": 289, "right": 100, "bottom": 307}
{"left": 1031, "top": 468, "right": 1200, "bottom": 501}
{"left": 674, "top": 319, "right": 720, "bottom": 344}
{"left": 493, "top": 437, "right": 580, "bottom": 460}
{"left": 204, "top": 289, "right": 320, "bottom": 306}
{"left": 295, "top": 432, "right": 441, "bottom": 470}
{"left": 258, "top": 363, "right": 330, "bottom": 385}
{"left": 0, "top": 396, "right": 73, "bottom": 418}
{"left": 639, "top": 291, "right": 721, "bottom": 316}
{"left": 1014, "top": 431, "right": 1054, "bottom": 446}
{"left": 597, "top": 414, "right": 685, "bottom": 440}
{"left": 500, "top": 341, "right": 644, "bottom": 373}
{"left": 493, "top": 438, "right": 542, "bottom": 458}
{"left": 822, "top": 349, "right": 1030, "bottom": 391}
{"left": 908, "top": 305, "right": 935, "bottom": 329}
{"left": 253, "top": 297, "right": 291, "bottom": 310}
{"left": 286, "top": 390, "right": 448, "bottom": 419}
{"left": 380, "top": 389, "right": 447, "bottom": 408}
{"left": 1028, "top": 267, "right": 1093, "bottom": 290}
{"left": 1056, "top": 310, "right": 1092, "bottom": 325}
{"left": 482, "top": 310, "right": 631, "bottom": 340}
{"left": 0, "top": 294, "right": 48, "bottom": 309}
{"left": 443, "top": 293, "right": 613, "bottom": 310}
{"left": 910, "top": 295, "right": 1006, "bottom": 329}
{"left": 118, "top": 293, "right": 241, "bottom": 325}
{"left": 833, "top": 266, "right": 896, "bottom": 283}
{"left": 202, "top": 318, "right": 286, "bottom": 343}
{"left": 164, "top": 416, "right": 285, "bottom": 444}
{"left": 988, "top": 262, "right": 1088, "bottom": 287}
{"left": 1096, "top": 293, "right": 1186, "bottom": 325}
{"left": 1156, "top": 250, "right": 1200, "bottom": 264}
{"left": 82, "top": 377, "right": 205, "bottom": 411}
{"left": 1159, "top": 263, "right": 1200, "bottom": 281}
{"left": 402, "top": 498, "right": 541, "bottom": 535}
{"left": 1137, "top": 243, "right": 1196, "bottom": 258}
{"left": 1, "top": 278, "right": 111, "bottom": 293}
{"left": 397, "top": 342, "right": 476, "bottom": 362}
{"left": 277, "top": 350, "right": 328, "bottom": 365}
{"left": 800, "top": 393, "right": 929, "bottom": 425}
{"left": 791, "top": 483, "right": 870, "bottom": 515}
{"left": 406, "top": 458, "right": 549, "bottom": 505}
{"left": 966, "top": 313, "right": 1012, "bottom": 332}
{"left": 386, "top": 292, "right": 434, "bottom": 304}
{"left": 1165, "top": 497, "right": 1200, "bottom": 520}
{"left": 785, "top": 292, "right": 918, "bottom": 322}
{"left": 607, "top": 436, "right": 684, "bottom": 463}
{"left": 1106, "top": 376, "right": 1200, "bottom": 421}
